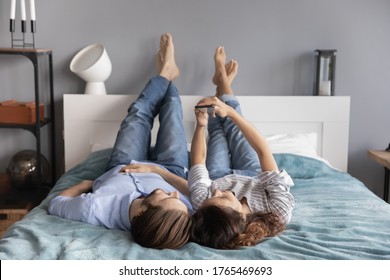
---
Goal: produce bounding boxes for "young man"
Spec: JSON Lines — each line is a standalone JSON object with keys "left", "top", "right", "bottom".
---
{"left": 49, "top": 33, "right": 192, "bottom": 249}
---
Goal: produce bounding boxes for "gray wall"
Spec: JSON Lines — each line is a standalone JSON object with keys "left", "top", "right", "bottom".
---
{"left": 0, "top": 0, "right": 389, "bottom": 199}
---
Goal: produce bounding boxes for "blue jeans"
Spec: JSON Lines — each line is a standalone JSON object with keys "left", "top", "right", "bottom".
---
{"left": 106, "top": 76, "right": 188, "bottom": 179}
{"left": 206, "top": 94, "right": 260, "bottom": 180}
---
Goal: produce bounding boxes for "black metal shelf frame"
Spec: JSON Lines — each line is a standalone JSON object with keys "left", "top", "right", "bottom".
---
{"left": 0, "top": 48, "right": 56, "bottom": 187}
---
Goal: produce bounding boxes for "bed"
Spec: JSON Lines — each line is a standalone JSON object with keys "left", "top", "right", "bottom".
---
{"left": 1, "top": 94, "right": 390, "bottom": 260}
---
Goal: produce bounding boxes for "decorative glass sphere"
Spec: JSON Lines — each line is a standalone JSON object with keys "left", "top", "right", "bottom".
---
{"left": 7, "top": 150, "right": 50, "bottom": 190}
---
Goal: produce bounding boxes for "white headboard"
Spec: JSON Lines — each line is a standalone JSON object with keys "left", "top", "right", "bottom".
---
{"left": 63, "top": 94, "right": 350, "bottom": 172}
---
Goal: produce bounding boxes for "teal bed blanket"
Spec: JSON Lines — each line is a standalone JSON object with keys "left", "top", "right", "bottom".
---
{"left": 1, "top": 150, "right": 390, "bottom": 259}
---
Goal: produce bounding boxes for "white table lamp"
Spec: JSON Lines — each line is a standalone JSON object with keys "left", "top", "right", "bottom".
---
{"left": 70, "top": 43, "right": 112, "bottom": 95}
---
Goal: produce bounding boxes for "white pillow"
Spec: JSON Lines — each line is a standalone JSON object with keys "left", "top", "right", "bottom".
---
{"left": 266, "top": 133, "right": 318, "bottom": 158}
{"left": 266, "top": 132, "right": 331, "bottom": 166}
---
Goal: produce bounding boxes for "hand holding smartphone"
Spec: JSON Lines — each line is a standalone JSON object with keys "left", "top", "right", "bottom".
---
{"left": 195, "top": 105, "right": 215, "bottom": 114}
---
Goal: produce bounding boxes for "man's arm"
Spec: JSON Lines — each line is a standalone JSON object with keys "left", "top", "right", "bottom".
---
{"left": 49, "top": 180, "right": 94, "bottom": 223}
{"left": 58, "top": 180, "right": 93, "bottom": 197}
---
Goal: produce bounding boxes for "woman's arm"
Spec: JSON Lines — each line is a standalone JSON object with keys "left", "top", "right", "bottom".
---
{"left": 58, "top": 180, "right": 93, "bottom": 197}
{"left": 196, "top": 97, "right": 278, "bottom": 172}
{"left": 262, "top": 171, "right": 295, "bottom": 224}
{"left": 191, "top": 109, "right": 208, "bottom": 166}
{"left": 154, "top": 167, "right": 189, "bottom": 196}
{"left": 228, "top": 109, "right": 277, "bottom": 171}
{"left": 120, "top": 164, "right": 189, "bottom": 196}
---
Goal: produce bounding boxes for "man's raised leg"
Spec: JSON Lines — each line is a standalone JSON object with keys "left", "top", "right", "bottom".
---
{"left": 106, "top": 33, "right": 179, "bottom": 170}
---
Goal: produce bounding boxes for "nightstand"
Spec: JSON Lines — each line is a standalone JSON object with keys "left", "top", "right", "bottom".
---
{"left": 0, "top": 186, "right": 49, "bottom": 237}
{"left": 367, "top": 150, "right": 390, "bottom": 203}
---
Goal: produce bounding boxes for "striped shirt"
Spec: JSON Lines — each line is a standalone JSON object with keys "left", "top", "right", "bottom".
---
{"left": 188, "top": 164, "right": 295, "bottom": 224}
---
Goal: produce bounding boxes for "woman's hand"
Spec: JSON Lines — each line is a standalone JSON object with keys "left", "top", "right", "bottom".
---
{"left": 194, "top": 107, "right": 209, "bottom": 127}
{"left": 195, "top": 96, "right": 231, "bottom": 118}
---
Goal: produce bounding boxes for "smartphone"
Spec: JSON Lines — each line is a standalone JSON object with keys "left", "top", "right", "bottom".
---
{"left": 195, "top": 105, "right": 215, "bottom": 114}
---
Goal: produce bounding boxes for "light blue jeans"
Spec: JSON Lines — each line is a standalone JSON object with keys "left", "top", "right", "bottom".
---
{"left": 206, "top": 94, "right": 261, "bottom": 180}
{"left": 106, "top": 76, "right": 188, "bottom": 179}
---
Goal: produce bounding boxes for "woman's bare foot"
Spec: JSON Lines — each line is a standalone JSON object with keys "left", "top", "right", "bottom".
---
{"left": 225, "top": 59, "right": 238, "bottom": 85}
{"left": 158, "top": 33, "right": 180, "bottom": 81}
{"left": 212, "top": 46, "right": 237, "bottom": 96}
{"left": 213, "top": 59, "right": 238, "bottom": 86}
{"left": 212, "top": 46, "right": 228, "bottom": 86}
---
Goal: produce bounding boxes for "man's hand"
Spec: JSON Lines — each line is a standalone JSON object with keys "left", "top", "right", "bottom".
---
{"left": 120, "top": 163, "right": 159, "bottom": 174}
{"left": 121, "top": 163, "right": 189, "bottom": 196}
{"left": 58, "top": 180, "right": 93, "bottom": 197}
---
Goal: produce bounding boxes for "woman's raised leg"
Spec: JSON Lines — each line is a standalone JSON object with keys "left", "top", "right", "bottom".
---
{"left": 206, "top": 47, "right": 237, "bottom": 179}
{"left": 212, "top": 47, "right": 260, "bottom": 175}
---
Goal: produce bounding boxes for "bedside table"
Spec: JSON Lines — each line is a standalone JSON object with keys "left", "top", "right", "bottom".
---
{"left": 367, "top": 150, "right": 390, "bottom": 203}
{"left": 0, "top": 187, "right": 49, "bottom": 237}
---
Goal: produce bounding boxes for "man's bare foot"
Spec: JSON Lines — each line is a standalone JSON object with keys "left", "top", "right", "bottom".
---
{"left": 158, "top": 33, "right": 180, "bottom": 81}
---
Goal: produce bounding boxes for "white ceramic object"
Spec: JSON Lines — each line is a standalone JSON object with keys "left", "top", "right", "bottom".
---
{"left": 70, "top": 44, "right": 112, "bottom": 95}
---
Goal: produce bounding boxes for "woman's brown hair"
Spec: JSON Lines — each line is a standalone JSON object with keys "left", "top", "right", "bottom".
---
{"left": 131, "top": 205, "right": 192, "bottom": 249}
{"left": 228, "top": 212, "right": 284, "bottom": 249}
{"left": 190, "top": 205, "right": 284, "bottom": 249}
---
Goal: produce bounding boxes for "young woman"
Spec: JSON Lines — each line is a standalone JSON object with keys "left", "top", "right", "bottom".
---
{"left": 49, "top": 33, "right": 192, "bottom": 249}
{"left": 189, "top": 46, "right": 295, "bottom": 249}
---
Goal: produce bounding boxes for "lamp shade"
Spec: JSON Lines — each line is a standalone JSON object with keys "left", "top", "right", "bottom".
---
{"left": 70, "top": 43, "right": 112, "bottom": 95}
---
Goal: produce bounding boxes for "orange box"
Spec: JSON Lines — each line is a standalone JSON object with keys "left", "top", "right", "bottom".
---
{"left": 0, "top": 100, "right": 44, "bottom": 124}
